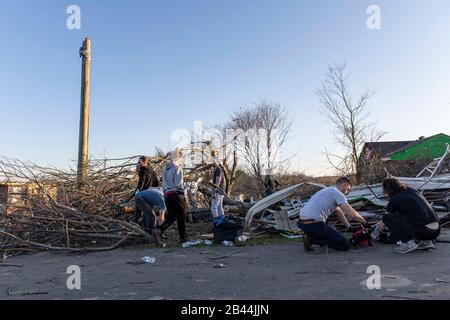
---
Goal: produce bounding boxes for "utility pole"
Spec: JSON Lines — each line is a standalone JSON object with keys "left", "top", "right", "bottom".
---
{"left": 77, "top": 38, "right": 91, "bottom": 189}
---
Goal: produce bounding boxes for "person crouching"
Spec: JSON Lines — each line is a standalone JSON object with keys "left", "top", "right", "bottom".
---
{"left": 135, "top": 187, "right": 166, "bottom": 240}
{"left": 298, "top": 177, "right": 367, "bottom": 252}
{"left": 378, "top": 177, "right": 440, "bottom": 254}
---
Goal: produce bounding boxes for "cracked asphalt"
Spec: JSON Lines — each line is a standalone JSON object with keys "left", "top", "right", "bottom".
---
{"left": 1, "top": 229, "right": 449, "bottom": 300}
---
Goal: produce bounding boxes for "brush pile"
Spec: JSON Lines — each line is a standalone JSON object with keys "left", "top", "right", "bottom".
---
{"left": 0, "top": 156, "right": 166, "bottom": 256}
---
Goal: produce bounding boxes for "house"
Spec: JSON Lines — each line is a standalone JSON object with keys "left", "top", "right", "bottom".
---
{"left": 357, "top": 133, "right": 450, "bottom": 183}
{"left": 0, "top": 181, "right": 27, "bottom": 214}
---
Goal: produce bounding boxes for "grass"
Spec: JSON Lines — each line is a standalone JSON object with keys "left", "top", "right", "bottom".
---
{"left": 123, "top": 221, "right": 305, "bottom": 249}
{"left": 246, "top": 234, "right": 303, "bottom": 246}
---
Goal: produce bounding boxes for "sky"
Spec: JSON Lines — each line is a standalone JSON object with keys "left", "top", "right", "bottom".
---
{"left": 1, "top": 0, "right": 449, "bottom": 176}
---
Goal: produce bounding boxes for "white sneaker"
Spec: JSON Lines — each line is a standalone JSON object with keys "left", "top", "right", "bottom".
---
{"left": 394, "top": 240, "right": 419, "bottom": 254}
{"left": 417, "top": 240, "right": 435, "bottom": 250}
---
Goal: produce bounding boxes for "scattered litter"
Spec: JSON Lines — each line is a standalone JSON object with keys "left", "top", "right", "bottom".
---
{"left": 7, "top": 287, "right": 48, "bottom": 297}
{"left": 127, "top": 257, "right": 156, "bottom": 265}
{"left": 244, "top": 182, "right": 326, "bottom": 229}
{"left": 235, "top": 235, "right": 250, "bottom": 243}
{"left": 181, "top": 240, "right": 203, "bottom": 248}
{"left": 222, "top": 241, "right": 234, "bottom": 247}
{"left": 142, "top": 256, "right": 156, "bottom": 264}
{"left": 203, "top": 240, "right": 213, "bottom": 246}
{"left": 435, "top": 277, "right": 449, "bottom": 283}
{"left": 214, "top": 263, "right": 226, "bottom": 269}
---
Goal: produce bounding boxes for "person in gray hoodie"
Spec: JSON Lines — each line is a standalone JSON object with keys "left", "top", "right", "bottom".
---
{"left": 154, "top": 149, "right": 188, "bottom": 244}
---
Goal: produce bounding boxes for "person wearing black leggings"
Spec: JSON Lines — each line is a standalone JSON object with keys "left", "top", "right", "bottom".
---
{"left": 379, "top": 177, "right": 440, "bottom": 254}
{"left": 154, "top": 149, "right": 188, "bottom": 244}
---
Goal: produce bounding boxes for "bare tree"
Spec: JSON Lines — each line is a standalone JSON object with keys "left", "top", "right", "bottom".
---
{"left": 219, "top": 123, "right": 239, "bottom": 194}
{"left": 316, "top": 63, "right": 385, "bottom": 176}
{"left": 230, "top": 100, "right": 293, "bottom": 194}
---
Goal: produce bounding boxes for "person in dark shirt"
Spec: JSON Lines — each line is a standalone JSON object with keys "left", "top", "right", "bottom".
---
{"left": 127, "top": 156, "right": 159, "bottom": 223}
{"left": 380, "top": 177, "right": 440, "bottom": 254}
{"left": 264, "top": 168, "right": 280, "bottom": 197}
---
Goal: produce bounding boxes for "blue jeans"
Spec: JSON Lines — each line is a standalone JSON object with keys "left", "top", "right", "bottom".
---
{"left": 135, "top": 196, "right": 156, "bottom": 233}
{"left": 137, "top": 189, "right": 166, "bottom": 211}
{"left": 298, "top": 221, "right": 351, "bottom": 251}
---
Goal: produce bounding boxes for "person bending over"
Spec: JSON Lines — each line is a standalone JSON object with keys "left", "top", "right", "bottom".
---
{"left": 135, "top": 187, "right": 166, "bottom": 238}
{"left": 298, "top": 177, "right": 366, "bottom": 252}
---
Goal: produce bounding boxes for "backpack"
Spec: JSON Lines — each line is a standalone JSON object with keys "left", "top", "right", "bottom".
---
{"left": 213, "top": 215, "right": 243, "bottom": 244}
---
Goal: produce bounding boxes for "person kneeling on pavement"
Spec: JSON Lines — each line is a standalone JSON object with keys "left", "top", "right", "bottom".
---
{"left": 298, "top": 177, "right": 366, "bottom": 252}
{"left": 135, "top": 188, "right": 166, "bottom": 237}
{"left": 375, "top": 177, "right": 440, "bottom": 254}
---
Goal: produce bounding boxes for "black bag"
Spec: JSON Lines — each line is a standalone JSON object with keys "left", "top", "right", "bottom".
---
{"left": 213, "top": 216, "right": 243, "bottom": 244}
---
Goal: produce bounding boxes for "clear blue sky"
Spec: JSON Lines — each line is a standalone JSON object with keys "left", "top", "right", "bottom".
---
{"left": 1, "top": 0, "right": 449, "bottom": 175}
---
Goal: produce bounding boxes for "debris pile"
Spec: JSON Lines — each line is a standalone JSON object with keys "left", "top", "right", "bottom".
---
{"left": 0, "top": 157, "right": 162, "bottom": 255}
{"left": 242, "top": 148, "right": 450, "bottom": 234}
{"left": 1, "top": 145, "right": 449, "bottom": 255}
{"left": 0, "top": 154, "right": 244, "bottom": 255}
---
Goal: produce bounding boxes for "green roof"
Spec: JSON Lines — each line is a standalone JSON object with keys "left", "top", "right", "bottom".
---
{"left": 389, "top": 133, "right": 450, "bottom": 161}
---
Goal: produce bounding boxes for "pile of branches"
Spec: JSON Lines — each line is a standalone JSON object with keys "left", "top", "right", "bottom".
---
{"left": 0, "top": 156, "right": 167, "bottom": 256}
{"left": 0, "top": 146, "right": 257, "bottom": 256}
{"left": 0, "top": 202, "right": 153, "bottom": 255}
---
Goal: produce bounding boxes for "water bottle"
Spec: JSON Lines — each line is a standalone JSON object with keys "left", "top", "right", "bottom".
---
{"left": 370, "top": 226, "right": 380, "bottom": 241}
{"left": 142, "top": 256, "right": 156, "bottom": 264}
{"left": 182, "top": 241, "right": 194, "bottom": 248}
{"left": 236, "top": 235, "right": 249, "bottom": 243}
{"left": 222, "top": 240, "right": 234, "bottom": 247}
{"left": 182, "top": 240, "right": 203, "bottom": 248}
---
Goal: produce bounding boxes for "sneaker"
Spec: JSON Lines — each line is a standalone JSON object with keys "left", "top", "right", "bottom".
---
{"left": 417, "top": 240, "right": 435, "bottom": 250}
{"left": 303, "top": 234, "right": 314, "bottom": 252}
{"left": 394, "top": 240, "right": 418, "bottom": 254}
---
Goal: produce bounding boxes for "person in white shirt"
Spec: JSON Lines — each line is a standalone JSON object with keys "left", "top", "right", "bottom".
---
{"left": 298, "top": 177, "right": 366, "bottom": 252}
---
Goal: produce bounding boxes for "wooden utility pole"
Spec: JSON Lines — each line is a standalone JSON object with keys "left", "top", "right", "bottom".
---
{"left": 77, "top": 38, "right": 91, "bottom": 189}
